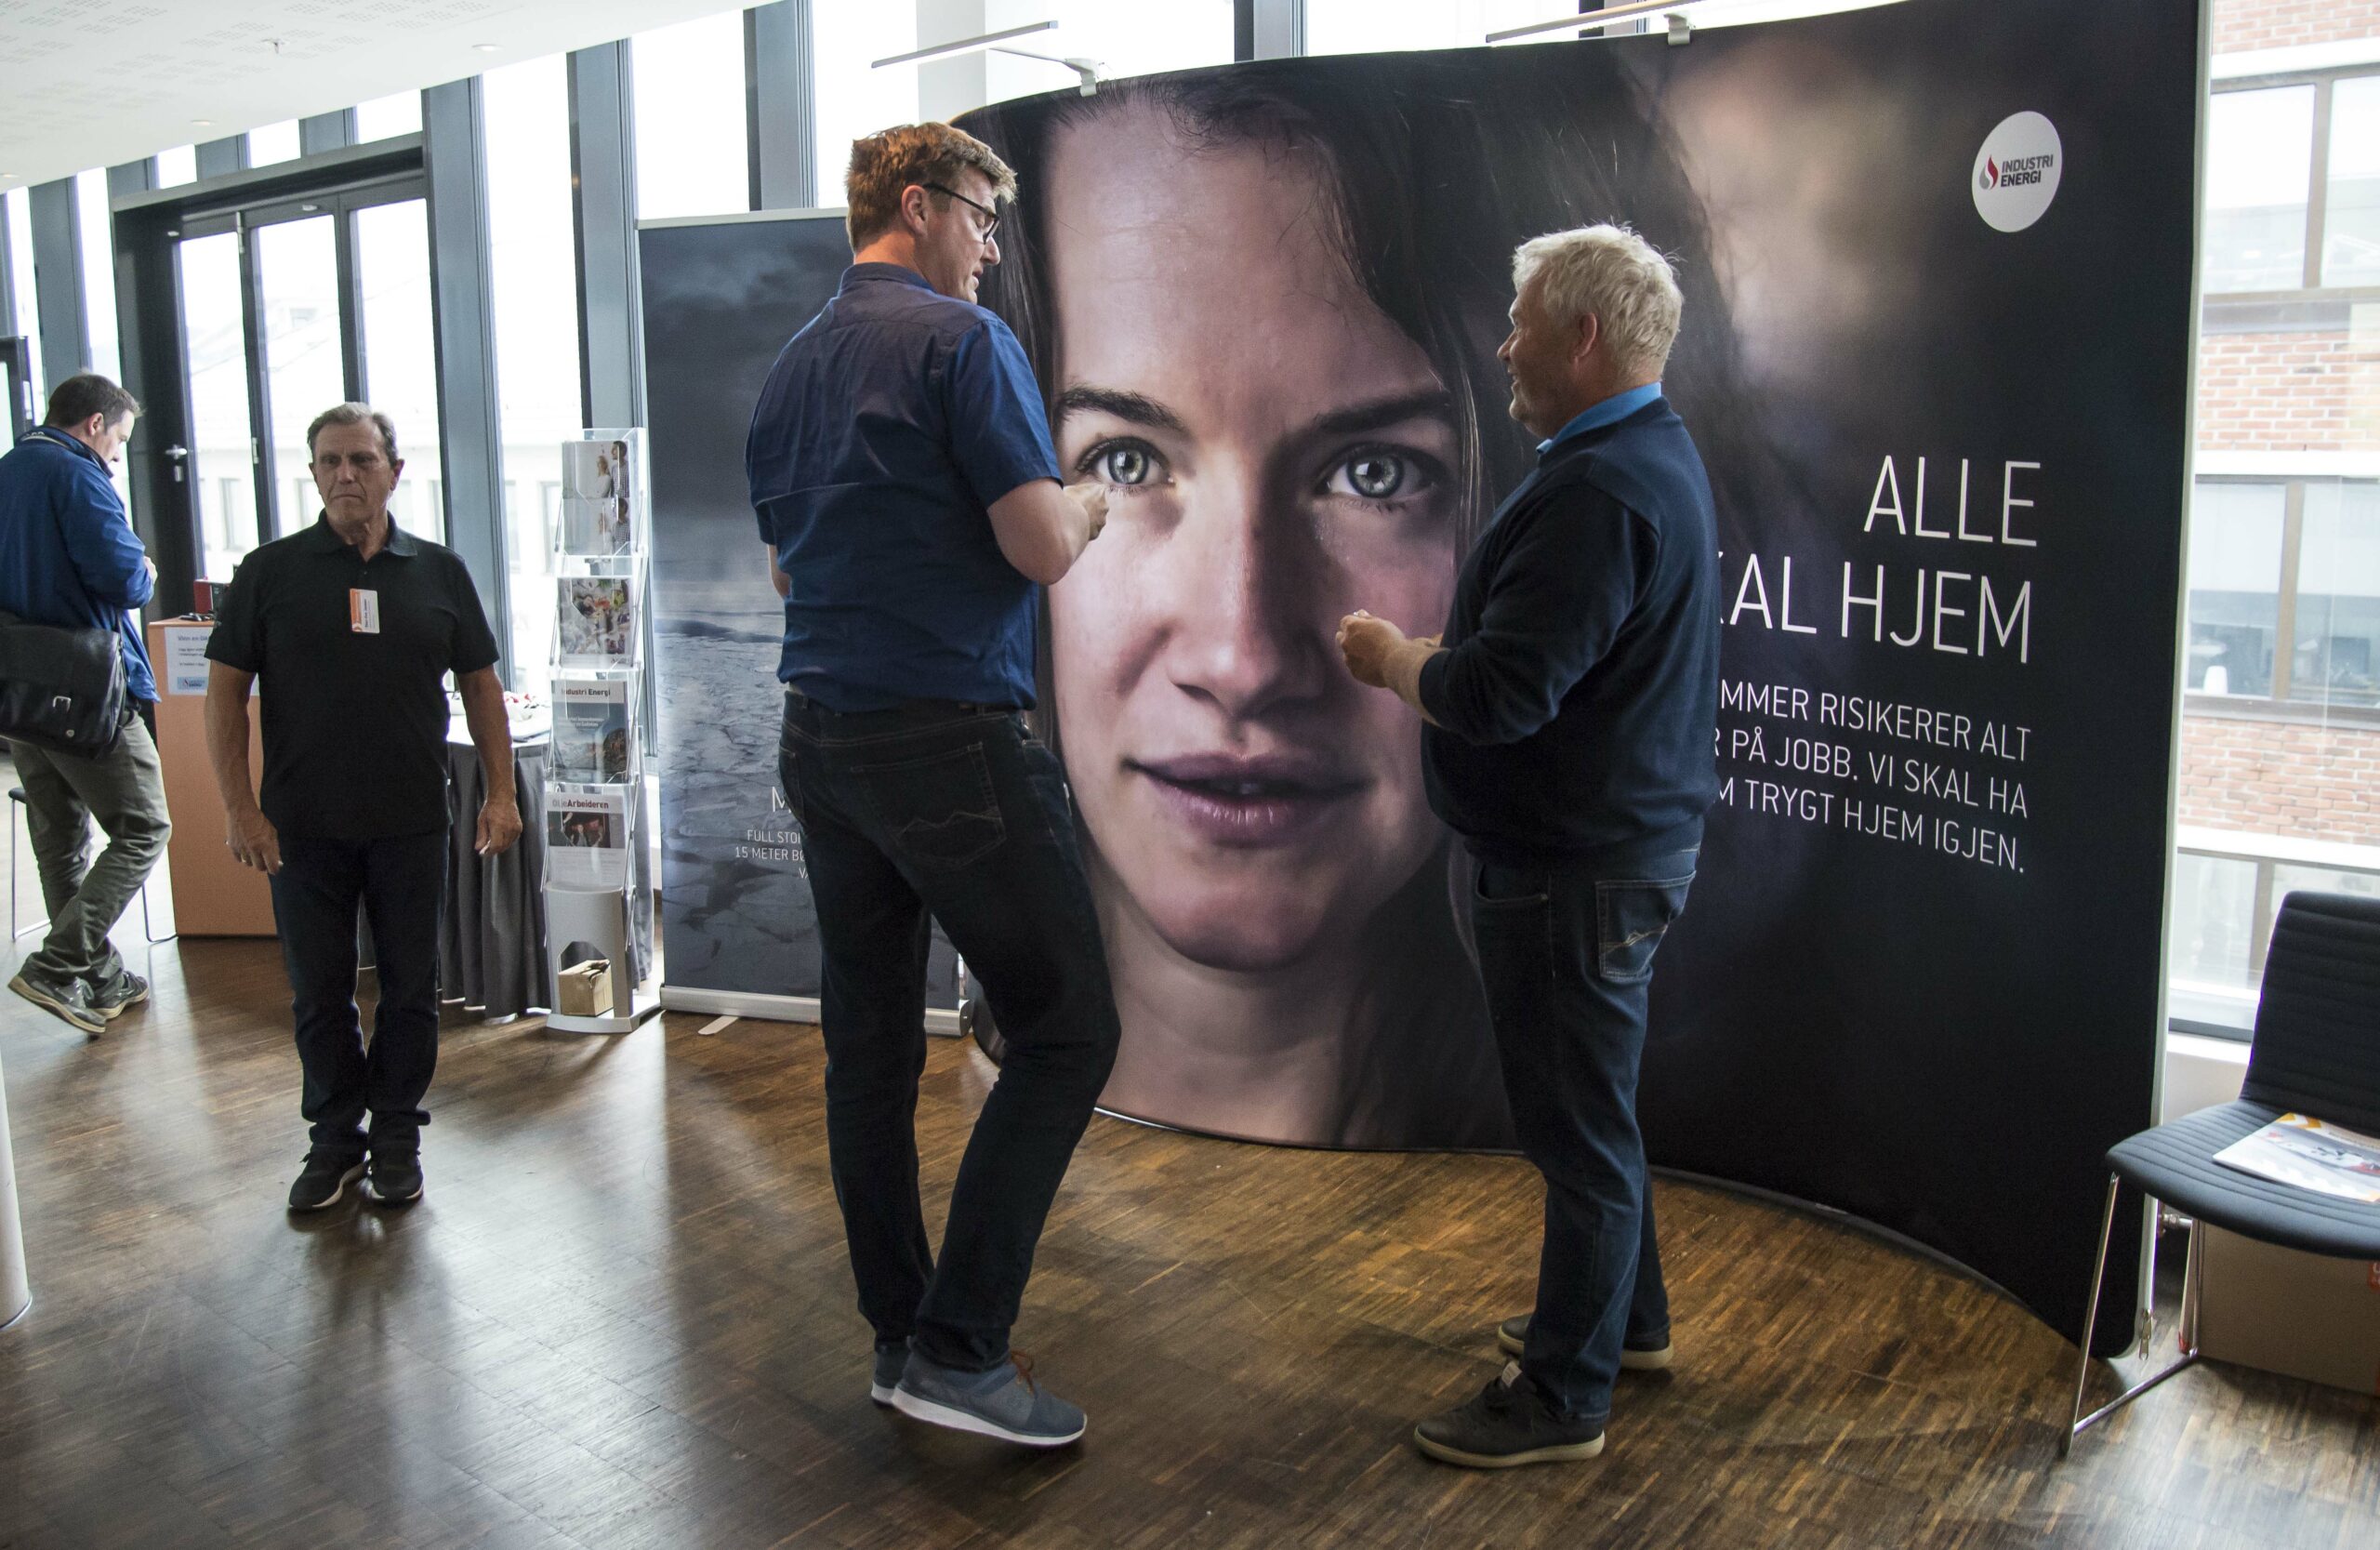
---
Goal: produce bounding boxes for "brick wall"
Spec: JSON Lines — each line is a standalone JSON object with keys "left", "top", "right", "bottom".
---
{"left": 2198, "top": 332, "right": 2380, "bottom": 452}
{"left": 2179, "top": 714, "right": 2380, "bottom": 844}
{"left": 2215, "top": 0, "right": 2380, "bottom": 55}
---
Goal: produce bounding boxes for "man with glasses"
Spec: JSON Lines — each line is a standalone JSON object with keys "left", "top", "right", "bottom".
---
{"left": 747, "top": 123, "right": 1116, "bottom": 1448}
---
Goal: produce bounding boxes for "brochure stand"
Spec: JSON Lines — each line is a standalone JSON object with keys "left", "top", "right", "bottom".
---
{"left": 544, "top": 429, "right": 659, "bottom": 1035}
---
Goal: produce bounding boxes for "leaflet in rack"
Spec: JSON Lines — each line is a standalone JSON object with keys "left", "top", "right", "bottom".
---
{"left": 553, "top": 679, "right": 634, "bottom": 783}
{"left": 547, "top": 787, "right": 632, "bottom": 892}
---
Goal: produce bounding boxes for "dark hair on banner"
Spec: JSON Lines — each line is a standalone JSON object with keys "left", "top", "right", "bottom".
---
{"left": 305, "top": 402, "right": 401, "bottom": 464}
{"left": 965, "top": 46, "right": 1769, "bottom": 560}
{"left": 843, "top": 122, "right": 1019, "bottom": 249}
{"left": 43, "top": 373, "right": 140, "bottom": 431}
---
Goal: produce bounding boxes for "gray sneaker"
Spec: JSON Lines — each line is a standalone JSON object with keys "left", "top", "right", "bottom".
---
{"left": 86, "top": 968, "right": 151, "bottom": 1021}
{"left": 890, "top": 1350, "right": 1086, "bottom": 1447}
{"left": 1498, "top": 1314, "right": 1673, "bottom": 1371}
{"left": 10, "top": 968, "right": 106, "bottom": 1036}
{"left": 869, "top": 1344, "right": 907, "bottom": 1406}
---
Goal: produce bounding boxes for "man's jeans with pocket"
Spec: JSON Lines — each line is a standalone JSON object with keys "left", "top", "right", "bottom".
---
{"left": 1469, "top": 847, "right": 1697, "bottom": 1426}
{"left": 779, "top": 694, "right": 1119, "bottom": 1372}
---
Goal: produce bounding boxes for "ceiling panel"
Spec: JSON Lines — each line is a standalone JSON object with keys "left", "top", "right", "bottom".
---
{"left": 0, "top": 0, "right": 757, "bottom": 191}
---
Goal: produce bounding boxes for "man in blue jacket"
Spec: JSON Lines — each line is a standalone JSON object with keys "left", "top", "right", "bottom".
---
{"left": 1339, "top": 226, "right": 1720, "bottom": 1469}
{"left": 0, "top": 373, "right": 169, "bottom": 1036}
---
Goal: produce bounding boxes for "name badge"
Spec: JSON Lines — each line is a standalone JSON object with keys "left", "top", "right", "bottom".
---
{"left": 350, "top": 589, "right": 381, "bottom": 634}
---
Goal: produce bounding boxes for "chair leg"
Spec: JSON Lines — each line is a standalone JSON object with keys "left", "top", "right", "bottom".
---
{"left": 139, "top": 881, "right": 176, "bottom": 946}
{"left": 2061, "top": 1178, "right": 2202, "bottom": 1457}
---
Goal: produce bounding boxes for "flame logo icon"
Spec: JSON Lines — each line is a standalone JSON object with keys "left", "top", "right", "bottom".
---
{"left": 1980, "top": 156, "right": 2000, "bottom": 190}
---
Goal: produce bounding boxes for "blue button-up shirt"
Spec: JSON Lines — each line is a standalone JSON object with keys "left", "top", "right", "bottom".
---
{"left": 1537, "top": 381, "right": 1665, "bottom": 456}
{"left": 0, "top": 427, "right": 157, "bottom": 702}
{"left": 746, "top": 263, "right": 1062, "bottom": 711}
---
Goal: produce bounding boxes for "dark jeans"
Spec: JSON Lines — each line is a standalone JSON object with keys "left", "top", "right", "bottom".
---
{"left": 1469, "top": 846, "right": 1697, "bottom": 1426}
{"left": 267, "top": 829, "right": 449, "bottom": 1159}
{"left": 780, "top": 693, "right": 1119, "bottom": 1372}
{"left": 9, "top": 709, "right": 171, "bottom": 986}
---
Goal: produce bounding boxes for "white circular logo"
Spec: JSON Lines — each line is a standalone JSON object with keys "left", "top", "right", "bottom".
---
{"left": 1972, "top": 112, "right": 2063, "bottom": 232}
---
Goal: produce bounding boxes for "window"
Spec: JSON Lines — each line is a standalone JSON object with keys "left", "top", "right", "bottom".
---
{"left": 2327, "top": 76, "right": 2380, "bottom": 288}
{"left": 355, "top": 92, "right": 423, "bottom": 142}
{"left": 154, "top": 145, "right": 195, "bottom": 188}
{"left": 5, "top": 188, "right": 41, "bottom": 397}
{"left": 250, "top": 120, "right": 302, "bottom": 166}
{"left": 2203, "top": 86, "right": 2315, "bottom": 293}
{"left": 74, "top": 170, "right": 131, "bottom": 515}
{"left": 485, "top": 54, "right": 586, "bottom": 676}
{"left": 73, "top": 172, "right": 119, "bottom": 387}
{"left": 2186, "top": 482, "right": 2284, "bottom": 699}
{"left": 979, "top": 4, "right": 1235, "bottom": 103}
{"left": 2293, "top": 482, "right": 2380, "bottom": 709}
{"left": 632, "top": 12, "right": 749, "bottom": 220}
{"left": 256, "top": 217, "right": 345, "bottom": 538}
{"left": 813, "top": 1, "right": 916, "bottom": 192}
{"left": 353, "top": 200, "right": 443, "bottom": 543}
{"left": 1308, "top": 1, "right": 1569, "bottom": 54}
{"left": 2185, "top": 478, "right": 2380, "bottom": 713}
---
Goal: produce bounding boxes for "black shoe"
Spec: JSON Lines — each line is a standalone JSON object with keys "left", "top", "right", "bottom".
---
{"left": 364, "top": 1148, "right": 424, "bottom": 1207}
{"left": 1414, "top": 1361, "right": 1606, "bottom": 1468}
{"left": 288, "top": 1151, "right": 367, "bottom": 1212}
{"left": 1497, "top": 1314, "right": 1674, "bottom": 1371}
{"left": 10, "top": 968, "right": 107, "bottom": 1036}
{"left": 86, "top": 969, "right": 151, "bottom": 1021}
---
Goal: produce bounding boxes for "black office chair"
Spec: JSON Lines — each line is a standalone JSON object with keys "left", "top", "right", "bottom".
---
{"left": 2063, "top": 889, "right": 2380, "bottom": 1455}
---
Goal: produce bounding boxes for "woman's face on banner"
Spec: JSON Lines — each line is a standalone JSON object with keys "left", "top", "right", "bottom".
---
{"left": 1043, "top": 109, "right": 1462, "bottom": 973}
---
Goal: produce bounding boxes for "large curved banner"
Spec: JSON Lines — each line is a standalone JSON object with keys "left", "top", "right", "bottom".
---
{"left": 644, "top": 0, "right": 2197, "bottom": 1350}
{"left": 956, "top": 0, "right": 2194, "bottom": 1348}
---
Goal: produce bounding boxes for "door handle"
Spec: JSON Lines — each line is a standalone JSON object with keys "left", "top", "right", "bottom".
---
{"left": 164, "top": 444, "right": 188, "bottom": 484}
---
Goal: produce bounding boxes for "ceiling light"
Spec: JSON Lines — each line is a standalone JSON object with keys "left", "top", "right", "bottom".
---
{"left": 474, "top": 43, "right": 499, "bottom": 52}
{"left": 192, "top": 118, "right": 213, "bottom": 126}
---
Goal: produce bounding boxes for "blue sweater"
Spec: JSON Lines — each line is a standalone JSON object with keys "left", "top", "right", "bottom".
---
{"left": 0, "top": 428, "right": 157, "bottom": 704}
{"left": 1419, "top": 398, "right": 1719, "bottom": 865}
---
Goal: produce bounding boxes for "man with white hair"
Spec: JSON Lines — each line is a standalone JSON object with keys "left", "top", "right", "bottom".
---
{"left": 1338, "top": 224, "right": 1721, "bottom": 1468}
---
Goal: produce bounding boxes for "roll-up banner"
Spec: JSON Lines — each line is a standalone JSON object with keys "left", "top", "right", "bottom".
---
{"left": 644, "top": 0, "right": 2197, "bottom": 1351}
{"left": 641, "top": 211, "right": 963, "bottom": 1026}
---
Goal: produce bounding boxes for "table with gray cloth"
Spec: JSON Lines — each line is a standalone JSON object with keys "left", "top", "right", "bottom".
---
{"left": 442, "top": 735, "right": 549, "bottom": 1017}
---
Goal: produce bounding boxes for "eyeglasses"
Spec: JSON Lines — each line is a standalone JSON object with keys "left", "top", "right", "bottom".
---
{"left": 923, "top": 181, "right": 1000, "bottom": 242}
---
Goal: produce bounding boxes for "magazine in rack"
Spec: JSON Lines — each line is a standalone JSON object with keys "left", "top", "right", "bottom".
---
{"left": 546, "top": 788, "right": 632, "bottom": 892}
{"left": 553, "top": 679, "right": 634, "bottom": 783}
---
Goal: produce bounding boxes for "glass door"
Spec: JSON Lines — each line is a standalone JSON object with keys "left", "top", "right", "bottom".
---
{"left": 178, "top": 229, "right": 261, "bottom": 586}
{"left": 352, "top": 198, "right": 443, "bottom": 542}
{"left": 255, "top": 214, "right": 347, "bottom": 537}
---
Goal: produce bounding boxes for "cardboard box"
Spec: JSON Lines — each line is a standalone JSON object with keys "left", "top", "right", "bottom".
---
{"left": 2193, "top": 1224, "right": 2380, "bottom": 1397}
{"left": 555, "top": 959, "right": 614, "bottom": 1018}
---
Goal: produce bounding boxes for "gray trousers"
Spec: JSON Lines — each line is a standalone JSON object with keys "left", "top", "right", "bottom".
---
{"left": 9, "top": 713, "right": 170, "bottom": 984}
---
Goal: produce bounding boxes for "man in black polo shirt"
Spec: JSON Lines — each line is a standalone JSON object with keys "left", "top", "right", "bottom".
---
{"left": 204, "top": 403, "right": 521, "bottom": 1212}
{"left": 1339, "top": 226, "right": 1720, "bottom": 1468}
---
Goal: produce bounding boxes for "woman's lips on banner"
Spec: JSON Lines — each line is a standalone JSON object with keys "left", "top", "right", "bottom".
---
{"left": 1130, "top": 753, "right": 1368, "bottom": 846}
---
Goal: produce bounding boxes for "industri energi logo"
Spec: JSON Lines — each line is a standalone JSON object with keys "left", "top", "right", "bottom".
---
{"left": 1972, "top": 112, "right": 2063, "bottom": 232}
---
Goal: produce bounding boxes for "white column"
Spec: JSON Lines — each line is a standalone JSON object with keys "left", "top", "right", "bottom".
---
{"left": 0, "top": 1051, "right": 30, "bottom": 1330}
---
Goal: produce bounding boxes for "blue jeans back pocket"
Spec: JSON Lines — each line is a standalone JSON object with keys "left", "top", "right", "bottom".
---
{"left": 1594, "top": 871, "right": 1695, "bottom": 984}
{"left": 852, "top": 743, "right": 1006, "bottom": 871}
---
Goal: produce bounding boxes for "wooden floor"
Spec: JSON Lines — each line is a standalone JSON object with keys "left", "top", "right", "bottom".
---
{"left": 0, "top": 930, "right": 2375, "bottom": 1548}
